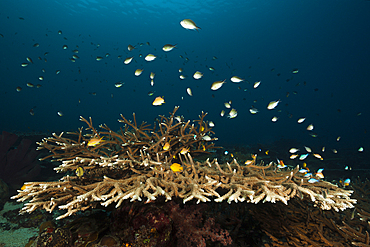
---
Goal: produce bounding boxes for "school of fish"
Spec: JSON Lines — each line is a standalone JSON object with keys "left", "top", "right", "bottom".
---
{"left": 10, "top": 17, "right": 362, "bottom": 186}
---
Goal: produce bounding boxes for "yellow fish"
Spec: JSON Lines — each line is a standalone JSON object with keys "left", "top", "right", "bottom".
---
{"left": 162, "top": 44, "right": 177, "bottom": 52}
{"left": 228, "top": 108, "right": 238, "bottom": 119}
{"left": 170, "top": 163, "right": 183, "bottom": 172}
{"left": 211, "top": 79, "right": 226, "bottom": 90}
{"left": 230, "top": 76, "right": 244, "bottom": 83}
{"left": 135, "top": 69, "right": 144, "bottom": 76}
{"left": 87, "top": 137, "right": 104, "bottom": 147}
{"left": 124, "top": 57, "right": 133, "bottom": 64}
{"left": 267, "top": 100, "right": 281, "bottom": 110}
{"left": 186, "top": 88, "right": 192, "bottom": 96}
{"left": 180, "top": 19, "right": 201, "bottom": 31}
{"left": 254, "top": 81, "right": 261, "bottom": 88}
{"left": 245, "top": 154, "right": 257, "bottom": 165}
{"left": 21, "top": 183, "right": 31, "bottom": 190}
{"left": 244, "top": 160, "right": 254, "bottom": 165}
{"left": 313, "top": 153, "right": 323, "bottom": 160}
{"left": 180, "top": 147, "right": 189, "bottom": 154}
{"left": 163, "top": 142, "right": 170, "bottom": 151}
{"left": 76, "top": 166, "right": 84, "bottom": 177}
{"left": 145, "top": 54, "right": 156, "bottom": 62}
{"left": 152, "top": 96, "right": 165, "bottom": 106}
{"left": 306, "top": 124, "right": 314, "bottom": 131}
{"left": 289, "top": 154, "right": 298, "bottom": 159}
{"left": 193, "top": 71, "right": 203, "bottom": 79}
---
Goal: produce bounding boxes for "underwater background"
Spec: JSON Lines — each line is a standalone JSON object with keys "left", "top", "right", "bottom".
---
{"left": 1, "top": 0, "right": 370, "bottom": 246}
{"left": 1, "top": 0, "right": 370, "bottom": 156}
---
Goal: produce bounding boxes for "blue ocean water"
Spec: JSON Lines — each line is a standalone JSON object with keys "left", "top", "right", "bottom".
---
{"left": 0, "top": 0, "right": 369, "bottom": 151}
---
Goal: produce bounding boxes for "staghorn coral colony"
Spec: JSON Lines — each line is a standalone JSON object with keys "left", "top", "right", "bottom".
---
{"left": 11, "top": 107, "right": 360, "bottom": 246}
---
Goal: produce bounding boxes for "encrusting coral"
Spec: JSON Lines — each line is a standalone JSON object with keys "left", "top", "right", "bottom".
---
{"left": 12, "top": 107, "right": 356, "bottom": 223}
